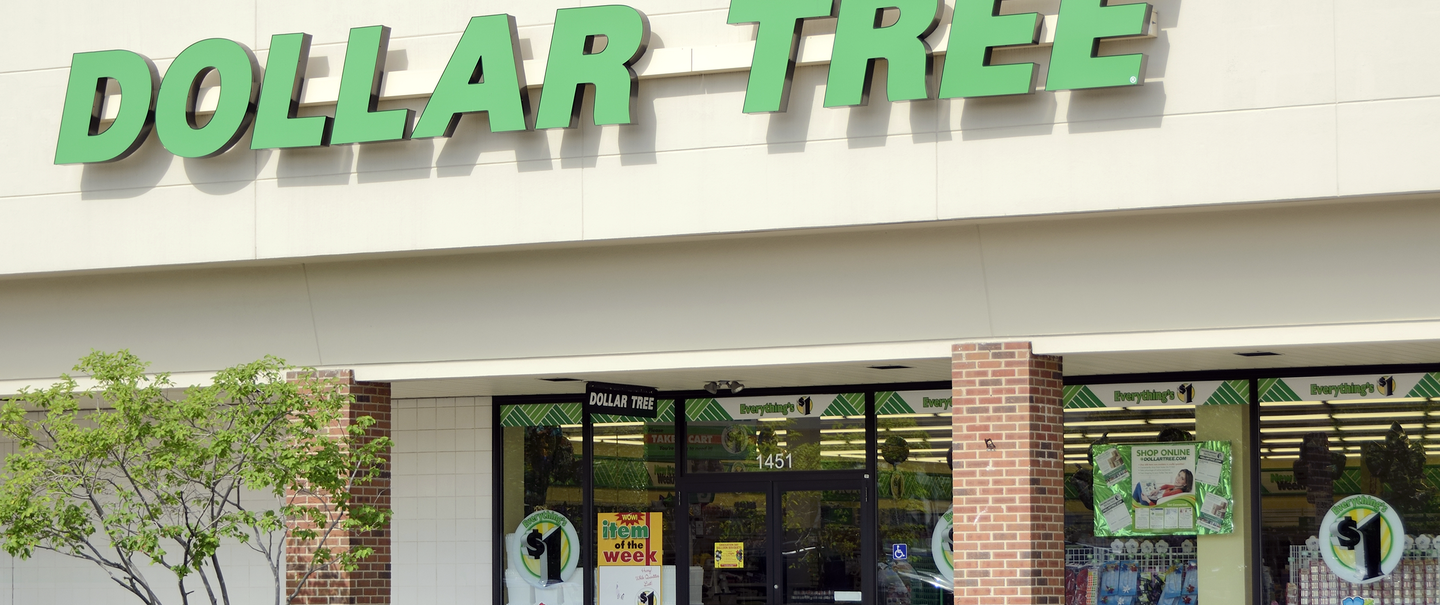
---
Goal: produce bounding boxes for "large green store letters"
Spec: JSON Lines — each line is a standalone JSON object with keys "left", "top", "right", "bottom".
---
{"left": 252, "top": 33, "right": 331, "bottom": 149}
{"left": 54, "top": 1, "right": 1154, "bottom": 163}
{"left": 332, "top": 26, "right": 411, "bottom": 144}
{"left": 535, "top": 5, "right": 650, "bottom": 129}
{"left": 1047, "top": 0, "right": 1154, "bottom": 90}
{"left": 938, "top": 0, "right": 1042, "bottom": 98}
{"left": 412, "top": 15, "right": 531, "bottom": 138}
{"left": 154, "top": 39, "right": 260, "bottom": 158}
{"left": 727, "top": 0, "right": 834, "bottom": 113}
{"left": 824, "top": 0, "right": 941, "bottom": 107}
{"left": 54, "top": 50, "right": 158, "bottom": 164}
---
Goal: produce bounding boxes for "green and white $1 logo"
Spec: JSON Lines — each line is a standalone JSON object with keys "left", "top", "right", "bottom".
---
{"left": 510, "top": 510, "right": 580, "bottom": 588}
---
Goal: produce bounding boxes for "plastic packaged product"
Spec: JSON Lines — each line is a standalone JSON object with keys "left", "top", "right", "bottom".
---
{"left": 1098, "top": 563, "right": 1123, "bottom": 605}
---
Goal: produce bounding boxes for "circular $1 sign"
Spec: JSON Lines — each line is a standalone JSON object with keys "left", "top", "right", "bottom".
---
{"left": 931, "top": 509, "right": 953, "bottom": 574}
{"left": 509, "top": 509, "right": 580, "bottom": 588}
{"left": 1319, "top": 495, "right": 1405, "bottom": 584}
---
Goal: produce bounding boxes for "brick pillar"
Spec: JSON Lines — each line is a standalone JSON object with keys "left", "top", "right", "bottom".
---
{"left": 285, "top": 370, "right": 392, "bottom": 605}
{"left": 952, "top": 342, "right": 1064, "bottom": 605}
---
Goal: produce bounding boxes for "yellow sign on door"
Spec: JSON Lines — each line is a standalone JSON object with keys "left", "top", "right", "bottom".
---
{"left": 714, "top": 542, "right": 745, "bottom": 569}
{"left": 597, "top": 512, "right": 662, "bottom": 566}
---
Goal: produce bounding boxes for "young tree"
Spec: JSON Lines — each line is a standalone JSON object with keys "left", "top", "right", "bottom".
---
{"left": 0, "top": 351, "right": 392, "bottom": 605}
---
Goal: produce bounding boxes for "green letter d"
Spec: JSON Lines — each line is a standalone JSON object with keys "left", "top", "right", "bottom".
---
{"left": 55, "top": 50, "right": 159, "bottom": 164}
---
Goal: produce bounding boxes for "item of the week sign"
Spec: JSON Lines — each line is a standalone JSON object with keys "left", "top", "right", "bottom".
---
{"left": 597, "top": 512, "right": 662, "bottom": 566}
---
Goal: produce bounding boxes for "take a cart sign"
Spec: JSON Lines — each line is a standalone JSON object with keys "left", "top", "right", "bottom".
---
{"left": 55, "top": 0, "right": 1155, "bottom": 164}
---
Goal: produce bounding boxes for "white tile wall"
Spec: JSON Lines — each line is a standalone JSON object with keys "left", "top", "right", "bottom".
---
{"left": 392, "top": 396, "right": 495, "bottom": 605}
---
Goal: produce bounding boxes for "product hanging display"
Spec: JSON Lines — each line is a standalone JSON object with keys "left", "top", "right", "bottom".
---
{"left": 1287, "top": 543, "right": 1440, "bottom": 604}
{"left": 1066, "top": 545, "right": 1199, "bottom": 605}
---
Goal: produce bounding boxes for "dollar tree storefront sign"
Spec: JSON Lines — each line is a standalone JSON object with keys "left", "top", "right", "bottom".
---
{"left": 509, "top": 510, "right": 580, "bottom": 588}
{"left": 1319, "top": 495, "right": 1406, "bottom": 584}
{"left": 56, "top": 0, "right": 1155, "bottom": 164}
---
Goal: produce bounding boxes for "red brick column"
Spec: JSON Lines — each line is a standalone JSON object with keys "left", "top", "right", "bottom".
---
{"left": 285, "top": 370, "right": 392, "bottom": 605}
{"left": 952, "top": 342, "right": 1064, "bottom": 605}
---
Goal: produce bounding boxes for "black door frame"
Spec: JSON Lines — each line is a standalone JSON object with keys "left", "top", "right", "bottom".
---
{"left": 493, "top": 384, "right": 950, "bottom": 605}
{"left": 676, "top": 471, "right": 876, "bottom": 605}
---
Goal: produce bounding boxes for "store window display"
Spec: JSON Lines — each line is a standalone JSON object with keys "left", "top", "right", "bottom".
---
{"left": 1255, "top": 374, "right": 1440, "bottom": 605}
{"left": 500, "top": 404, "right": 587, "bottom": 605}
{"left": 1062, "top": 382, "right": 1229, "bottom": 605}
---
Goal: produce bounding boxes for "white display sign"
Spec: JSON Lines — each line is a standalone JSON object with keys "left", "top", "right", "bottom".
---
{"left": 1319, "top": 495, "right": 1406, "bottom": 585}
{"left": 597, "top": 566, "right": 663, "bottom": 605}
{"left": 509, "top": 510, "right": 581, "bottom": 588}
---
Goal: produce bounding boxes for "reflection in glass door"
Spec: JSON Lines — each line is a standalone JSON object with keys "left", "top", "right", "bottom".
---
{"left": 694, "top": 489, "right": 769, "bottom": 605}
{"left": 686, "top": 478, "right": 870, "bottom": 605}
{"left": 780, "top": 487, "right": 862, "bottom": 605}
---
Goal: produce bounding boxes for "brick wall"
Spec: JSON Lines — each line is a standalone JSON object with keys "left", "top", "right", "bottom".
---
{"left": 952, "top": 342, "right": 1065, "bottom": 605}
{"left": 285, "top": 370, "right": 393, "bottom": 605}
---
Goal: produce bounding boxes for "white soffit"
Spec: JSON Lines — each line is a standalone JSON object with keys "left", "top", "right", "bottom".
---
{"left": 5, "top": 322, "right": 1440, "bottom": 398}
{"left": 1037, "top": 320, "right": 1440, "bottom": 377}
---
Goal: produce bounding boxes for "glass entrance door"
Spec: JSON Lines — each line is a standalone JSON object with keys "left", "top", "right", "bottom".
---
{"left": 779, "top": 483, "right": 862, "bottom": 605}
{"left": 684, "top": 476, "right": 873, "bottom": 605}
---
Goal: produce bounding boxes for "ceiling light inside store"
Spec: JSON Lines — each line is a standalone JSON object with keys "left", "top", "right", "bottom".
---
{"left": 1259, "top": 414, "right": 1333, "bottom": 422}
{"left": 1261, "top": 426, "right": 1336, "bottom": 434}
{"left": 1333, "top": 411, "right": 1426, "bottom": 420}
{"left": 1338, "top": 423, "right": 1423, "bottom": 432}
{"left": 1067, "top": 419, "right": 1152, "bottom": 427}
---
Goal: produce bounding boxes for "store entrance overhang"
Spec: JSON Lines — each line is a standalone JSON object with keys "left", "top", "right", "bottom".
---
{"left": 356, "top": 320, "right": 1440, "bottom": 398}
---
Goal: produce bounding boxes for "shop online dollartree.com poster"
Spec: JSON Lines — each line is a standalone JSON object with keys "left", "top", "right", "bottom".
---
{"left": 1092, "top": 441, "right": 1234, "bottom": 536}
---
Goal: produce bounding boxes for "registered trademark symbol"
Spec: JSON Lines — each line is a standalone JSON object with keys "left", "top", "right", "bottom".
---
{"left": 1130, "top": 76, "right": 1138, "bottom": 84}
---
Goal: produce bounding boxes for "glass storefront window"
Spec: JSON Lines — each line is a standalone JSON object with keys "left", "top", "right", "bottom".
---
{"left": 1256, "top": 374, "right": 1440, "bottom": 605}
{"left": 501, "top": 403, "right": 586, "bottom": 605}
{"left": 497, "top": 386, "right": 954, "bottom": 605}
{"left": 1062, "top": 385, "right": 1210, "bottom": 605}
{"left": 685, "top": 395, "right": 867, "bottom": 473}
{"left": 593, "top": 402, "right": 678, "bottom": 605}
{"left": 692, "top": 489, "right": 769, "bottom": 605}
{"left": 875, "top": 391, "right": 954, "bottom": 605}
